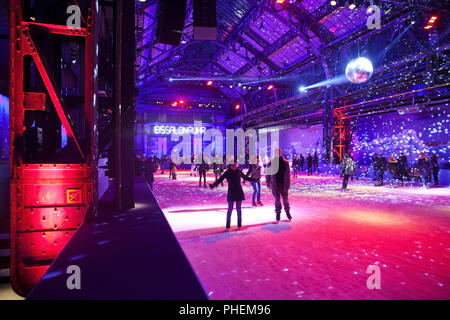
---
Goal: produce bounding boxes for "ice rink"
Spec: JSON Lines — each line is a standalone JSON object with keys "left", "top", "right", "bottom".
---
{"left": 152, "top": 170, "right": 450, "bottom": 300}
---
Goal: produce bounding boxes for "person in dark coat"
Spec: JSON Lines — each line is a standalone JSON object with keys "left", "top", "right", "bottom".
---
{"left": 397, "top": 153, "right": 409, "bottom": 185}
{"left": 292, "top": 154, "right": 300, "bottom": 178}
{"left": 376, "top": 153, "right": 387, "bottom": 186}
{"left": 306, "top": 153, "right": 313, "bottom": 176}
{"left": 197, "top": 159, "right": 209, "bottom": 188}
{"left": 313, "top": 152, "right": 319, "bottom": 173}
{"left": 152, "top": 154, "right": 159, "bottom": 169}
{"left": 418, "top": 152, "right": 431, "bottom": 188}
{"left": 210, "top": 160, "right": 256, "bottom": 230}
{"left": 160, "top": 155, "right": 167, "bottom": 174}
{"left": 144, "top": 158, "right": 157, "bottom": 190}
{"left": 371, "top": 153, "right": 379, "bottom": 181}
{"left": 169, "top": 159, "right": 177, "bottom": 180}
{"left": 340, "top": 153, "right": 355, "bottom": 190}
{"left": 299, "top": 154, "right": 305, "bottom": 171}
{"left": 387, "top": 156, "right": 398, "bottom": 187}
{"left": 268, "top": 148, "right": 292, "bottom": 222}
{"left": 246, "top": 155, "right": 263, "bottom": 206}
{"left": 430, "top": 154, "right": 439, "bottom": 186}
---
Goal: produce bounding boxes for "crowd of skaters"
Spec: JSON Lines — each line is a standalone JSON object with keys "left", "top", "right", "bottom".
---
{"left": 371, "top": 152, "right": 440, "bottom": 188}
{"left": 135, "top": 149, "right": 442, "bottom": 230}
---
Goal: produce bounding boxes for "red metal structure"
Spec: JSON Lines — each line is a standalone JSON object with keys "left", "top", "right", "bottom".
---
{"left": 332, "top": 108, "right": 350, "bottom": 163}
{"left": 9, "top": 0, "right": 96, "bottom": 296}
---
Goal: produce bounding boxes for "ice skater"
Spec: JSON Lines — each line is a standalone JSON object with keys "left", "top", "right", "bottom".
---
{"left": 246, "top": 155, "right": 263, "bottom": 207}
{"left": 267, "top": 148, "right": 292, "bottom": 222}
{"left": 376, "top": 153, "right": 387, "bottom": 186}
{"left": 418, "top": 152, "right": 430, "bottom": 188}
{"left": 144, "top": 157, "right": 157, "bottom": 190}
{"left": 340, "top": 153, "right": 355, "bottom": 191}
{"left": 313, "top": 152, "right": 319, "bottom": 173}
{"left": 209, "top": 159, "right": 257, "bottom": 230}
{"left": 197, "top": 159, "right": 209, "bottom": 187}
{"left": 430, "top": 153, "right": 439, "bottom": 186}
{"left": 299, "top": 154, "right": 304, "bottom": 172}
{"left": 292, "top": 154, "right": 300, "bottom": 178}
{"left": 387, "top": 156, "right": 398, "bottom": 187}
{"left": 306, "top": 153, "right": 313, "bottom": 176}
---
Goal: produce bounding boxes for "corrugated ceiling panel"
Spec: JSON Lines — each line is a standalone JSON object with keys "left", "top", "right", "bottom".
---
{"left": 250, "top": 11, "right": 291, "bottom": 44}
{"left": 268, "top": 36, "right": 308, "bottom": 68}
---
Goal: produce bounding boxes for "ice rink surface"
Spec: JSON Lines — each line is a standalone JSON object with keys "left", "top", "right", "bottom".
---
{"left": 152, "top": 170, "right": 450, "bottom": 300}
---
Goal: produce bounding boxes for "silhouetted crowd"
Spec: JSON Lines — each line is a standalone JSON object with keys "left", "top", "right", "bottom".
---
{"left": 291, "top": 152, "right": 319, "bottom": 177}
{"left": 371, "top": 152, "right": 440, "bottom": 188}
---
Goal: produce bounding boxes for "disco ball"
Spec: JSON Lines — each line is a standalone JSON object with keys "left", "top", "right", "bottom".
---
{"left": 345, "top": 57, "right": 374, "bottom": 84}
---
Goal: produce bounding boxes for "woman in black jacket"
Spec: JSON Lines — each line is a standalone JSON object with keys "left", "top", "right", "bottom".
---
{"left": 210, "top": 160, "right": 256, "bottom": 230}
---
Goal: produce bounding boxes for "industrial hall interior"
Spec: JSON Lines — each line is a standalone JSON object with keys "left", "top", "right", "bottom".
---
{"left": 0, "top": 0, "right": 449, "bottom": 300}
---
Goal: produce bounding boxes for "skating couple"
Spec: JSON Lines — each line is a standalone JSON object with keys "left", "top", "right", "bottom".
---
{"left": 210, "top": 148, "right": 291, "bottom": 231}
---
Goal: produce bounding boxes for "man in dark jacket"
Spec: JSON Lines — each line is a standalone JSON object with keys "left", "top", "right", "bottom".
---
{"left": 299, "top": 154, "right": 305, "bottom": 171}
{"left": 144, "top": 158, "right": 157, "bottom": 190}
{"left": 306, "top": 153, "right": 313, "bottom": 176}
{"left": 376, "top": 153, "right": 387, "bottom": 186}
{"left": 430, "top": 154, "right": 439, "bottom": 185}
{"left": 397, "top": 153, "right": 410, "bottom": 185}
{"left": 269, "top": 148, "right": 292, "bottom": 222}
{"left": 313, "top": 152, "right": 319, "bottom": 173}
{"left": 197, "top": 159, "right": 209, "bottom": 187}
{"left": 292, "top": 154, "right": 300, "bottom": 178}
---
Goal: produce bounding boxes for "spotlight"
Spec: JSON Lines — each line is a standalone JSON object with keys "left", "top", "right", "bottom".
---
{"left": 299, "top": 86, "right": 307, "bottom": 92}
{"left": 169, "top": 78, "right": 173, "bottom": 82}
{"left": 207, "top": 80, "right": 213, "bottom": 86}
{"left": 267, "top": 84, "right": 274, "bottom": 90}
{"left": 275, "top": 0, "right": 285, "bottom": 3}
{"left": 235, "top": 104, "right": 240, "bottom": 110}
{"left": 349, "top": 3, "right": 356, "bottom": 10}
{"left": 179, "top": 100, "right": 185, "bottom": 105}
{"left": 330, "top": 0, "right": 337, "bottom": 5}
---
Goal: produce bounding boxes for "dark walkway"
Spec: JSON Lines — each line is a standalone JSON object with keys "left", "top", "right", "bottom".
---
{"left": 27, "top": 177, "right": 207, "bottom": 299}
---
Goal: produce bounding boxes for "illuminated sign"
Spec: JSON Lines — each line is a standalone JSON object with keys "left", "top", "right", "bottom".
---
{"left": 154, "top": 125, "right": 207, "bottom": 135}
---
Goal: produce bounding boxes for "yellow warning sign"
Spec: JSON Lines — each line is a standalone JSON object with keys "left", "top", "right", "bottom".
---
{"left": 67, "top": 188, "right": 82, "bottom": 204}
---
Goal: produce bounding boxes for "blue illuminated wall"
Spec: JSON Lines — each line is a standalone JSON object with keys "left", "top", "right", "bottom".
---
{"left": 0, "top": 94, "right": 8, "bottom": 161}
{"left": 278, "top": 124, "right": 323, "bottom": 160}
{"left": 351, "top": 108, "right": 450, "bottom": 185}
